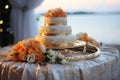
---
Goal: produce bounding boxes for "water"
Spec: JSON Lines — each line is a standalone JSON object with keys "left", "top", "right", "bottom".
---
{"left": 37, "top": 14, "right": 120, "bottom": 44}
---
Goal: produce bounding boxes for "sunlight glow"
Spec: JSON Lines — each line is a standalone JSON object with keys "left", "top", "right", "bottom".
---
{"left": 35, "top": 0, "right": 120, "bottom": 14}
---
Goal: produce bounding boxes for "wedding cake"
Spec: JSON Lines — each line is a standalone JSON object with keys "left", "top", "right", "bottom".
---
{"left": 35, "top": 8, "right": 76, "bottom": 48}
{"left": 0, "top": 8, "right": 102, "bottom": 80}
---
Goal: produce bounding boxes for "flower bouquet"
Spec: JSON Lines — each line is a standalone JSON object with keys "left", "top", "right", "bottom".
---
{"left": 6, "top": 38, "right": 67, "bottom": 64}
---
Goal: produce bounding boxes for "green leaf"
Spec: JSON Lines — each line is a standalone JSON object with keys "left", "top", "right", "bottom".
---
{"left": 10, "top": 53, "right": 19, "bottom": 56}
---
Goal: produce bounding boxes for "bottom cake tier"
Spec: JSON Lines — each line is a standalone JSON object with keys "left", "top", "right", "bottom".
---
{"left": 35, "top": 35, "right": 76, "bottom": 48}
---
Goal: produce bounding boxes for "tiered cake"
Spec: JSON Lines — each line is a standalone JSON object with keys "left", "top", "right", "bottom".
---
{"left": 36, "top": 8, "right": 76, "bottom": 48}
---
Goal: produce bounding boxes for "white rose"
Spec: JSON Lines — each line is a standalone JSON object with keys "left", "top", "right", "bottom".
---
{"left": 61, "top": 59, "right": 67, "bottom": 64}
{"left": 47, "top": 53, "right": 56, "bottom": 60}
{"left": 27, "top": 54, "right": 36, "bottom": 63}
{"left": 40, "top": 44, "right": 46, "bottom": 53}
{"left": 76, "top": 32, "right": 84, "bottom": 40}
{"left": 47, "top": 55, "right": 52, "bottom": 59}
{"left": 54, "top": 51, "right": 58, "bottom": 57}
{"left": 50, "top": 57, "right": 56, "bottom": 63}
{"left": 49, "top": 51, "right": 55, "bottom": 56}
{"left": 47, "top": 49, "right": 57, "bottom": 57}
{"left": 58, "top": 53, "right": 64, "bottom": 59}
{"left": 47, "top": 49, "right": 52, "bottom": 53}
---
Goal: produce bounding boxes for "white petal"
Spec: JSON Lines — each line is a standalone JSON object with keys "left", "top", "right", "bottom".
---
{"left": 51, "top": 58, "right": 55, "bottom": 63}
{"left": 76, "top": 32, "right": 84, "bottom": 40}
{"left": 40, "top": 44, "right": 46, "bottom": 53}
{"left": 58, "top": 53, "right": 64, "bottom": 59}
{"left": 27, "top": 54, "right": 36, "bottom": 63}
{"left": 61, "top": 59, "right": 67, "bottom": 64}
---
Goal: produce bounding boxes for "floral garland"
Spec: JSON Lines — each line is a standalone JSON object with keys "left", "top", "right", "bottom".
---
{"left": 6, "top": 39, "right": 67, "bottom": 64}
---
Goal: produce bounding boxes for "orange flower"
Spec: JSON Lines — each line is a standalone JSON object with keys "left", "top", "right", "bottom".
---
{"left": 35, "top": 54, "right": 45, "bottom": 62}
{"left": 45, "top": 8, "right": 67, "bottom": 17}
{"left": 12, "top": 56, "right": 20, "bottom": 61}
{"left": 13, "top": 41, "right": 27, "bottom": 55}
{"left": 11, "top": 38, "right": 45, "bottom": 62}
{"left": 80, "top": 33, "right": 100, "bottom": 47}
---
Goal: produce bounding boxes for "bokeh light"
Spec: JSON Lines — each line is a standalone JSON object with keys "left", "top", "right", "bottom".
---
{"left": 0, "top": 20, "right": 3, "bottom": 24}
{"left": 5, "top": 4, "right": 9, "bottom": 9}
{"left": 0, "top": 28, "right": 3, "bottom": 32}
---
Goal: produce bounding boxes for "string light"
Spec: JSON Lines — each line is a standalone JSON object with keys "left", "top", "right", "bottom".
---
{"left": 0, "top": 28, "right": 3, "bottom": 32}
{"left": 10, "top": 31, "right": 13, "bottom": 34}
{"left": 0, "top": 20, "right": 3, "bottom": 24}
{"left": 5, "top": 4, "right": 9, "bottom": 9}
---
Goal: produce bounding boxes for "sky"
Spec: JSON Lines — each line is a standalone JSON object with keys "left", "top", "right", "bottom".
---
{"left": 35, "top": 0, "right": 120, "bottom": 14}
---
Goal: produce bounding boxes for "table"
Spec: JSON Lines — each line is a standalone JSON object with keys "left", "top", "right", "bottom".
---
{"left": 0, "top": 46, "right": 120, "bottom": 80}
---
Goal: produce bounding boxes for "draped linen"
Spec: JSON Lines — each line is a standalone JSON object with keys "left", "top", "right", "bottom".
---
{"left": 0, "top": 46, "right": 120, "bottom": 80}
{"left": 9, "top": 0, "right": 43, "bottom": 43}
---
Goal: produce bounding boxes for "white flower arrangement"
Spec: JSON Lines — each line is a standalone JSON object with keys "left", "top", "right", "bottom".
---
{"left": 26, "top": 49, "right": 67, "bottom": 64}
{"left": 44, "top": 49, "right": 67, "bottom": 64}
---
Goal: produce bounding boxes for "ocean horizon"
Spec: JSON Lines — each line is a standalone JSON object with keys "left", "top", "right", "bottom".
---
{"left": 37, "top": 14, "right": 120, "bottom": 45}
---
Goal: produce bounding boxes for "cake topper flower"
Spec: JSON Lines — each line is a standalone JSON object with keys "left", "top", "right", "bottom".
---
{"left": 45, "top": 8, "right": 67, "bottom": 17}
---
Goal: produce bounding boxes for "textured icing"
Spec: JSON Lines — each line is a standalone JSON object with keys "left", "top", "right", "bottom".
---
{"left": 35, "top": 35, "right": 76, "bottom": 47}
{"left": 40, "top": 26, "right": 72, "bottom": 35}
{"left": 44, "top": 17, "right": 67, "bottom": 26}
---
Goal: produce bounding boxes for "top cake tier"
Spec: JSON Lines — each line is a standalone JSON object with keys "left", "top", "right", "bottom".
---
{"left": 44, "top": 8, "right": 67, "bottom": 26}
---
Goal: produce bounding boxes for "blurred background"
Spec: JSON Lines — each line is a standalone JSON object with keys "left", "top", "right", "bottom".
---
{"left": 0, "top": 0, "right": 13, "bottom": 47}
{"left": 0, "top": 0, "right": 120, "bottom": 47}
{"left": 35, "top": 0, "right": 120, "bottom": 45}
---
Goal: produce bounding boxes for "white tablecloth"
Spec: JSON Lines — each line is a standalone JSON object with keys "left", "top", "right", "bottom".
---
{"left": 0, "top": 46, "right": 120, "bottom": 80}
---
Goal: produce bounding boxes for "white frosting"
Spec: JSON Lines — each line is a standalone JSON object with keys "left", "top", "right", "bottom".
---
{"left": 35, "top": 35, "right": 76, "bottom": 48}
{"left": 44, "top": 17, "right": 67, "bottom": 26}
{"left": 40, "top": 26, "right": 72, "bottom": 35}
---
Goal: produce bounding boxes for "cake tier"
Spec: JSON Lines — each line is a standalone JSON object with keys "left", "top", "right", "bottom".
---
{"left": 44, "top": 17, "right": 67, "bottom": 26}
{"left": 35, "top": 35, "right": 76, "bottom": 48}
{"left": 40, "top": 25, "right": 72, "bottom": 36}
